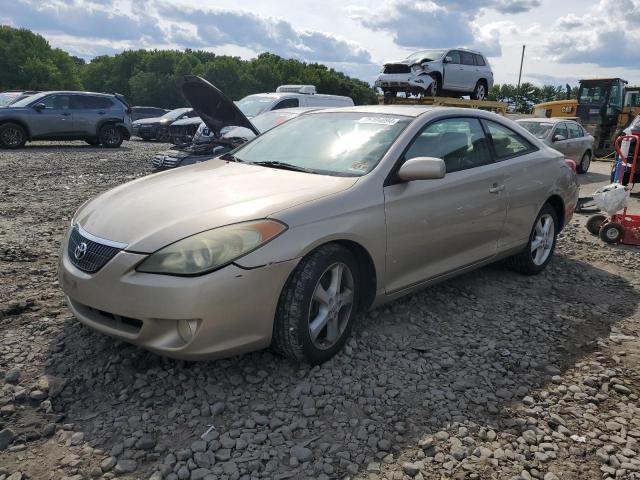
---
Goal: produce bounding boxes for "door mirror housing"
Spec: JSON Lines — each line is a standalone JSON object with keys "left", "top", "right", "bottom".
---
{"left": 444, "top": 56, "right": 453, "bottom": 63}
{"left": 552, "top": 134, "right": 566, "bottom": 142}
{"left": 33, "top": 103, "right": 46, "bottom": 112}
{"left": 398, "top": 157, "right": 446, "bottom": 181}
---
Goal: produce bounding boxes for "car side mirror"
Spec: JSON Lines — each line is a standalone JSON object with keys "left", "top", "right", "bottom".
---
{"left": 552, "top": 134, "right": 566, "bottom": 142}
{"left": 398, "top": 157, "right": 446, "bottom": 181}
{"left": 444, "top": 56, "right": 453, "bottom": 63}
{"left": 33, "top": 103, "right": 46, "bottom": 112}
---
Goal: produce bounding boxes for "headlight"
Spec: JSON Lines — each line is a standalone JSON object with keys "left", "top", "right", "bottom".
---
{"left": 136, "top": 219, "right": 287, "bottom": 276}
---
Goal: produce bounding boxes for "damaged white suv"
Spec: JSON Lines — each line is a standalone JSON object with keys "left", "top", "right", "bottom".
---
{"left": 375, "top": 48, "right": 494, "bottom": 100}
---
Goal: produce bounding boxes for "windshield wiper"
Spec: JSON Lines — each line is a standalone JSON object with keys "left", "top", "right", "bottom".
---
{"left": 220, "top": 152, "right": 242, "bottom": 162}
{"left": 251, "top": 161, "right": 315, "bottom": 173}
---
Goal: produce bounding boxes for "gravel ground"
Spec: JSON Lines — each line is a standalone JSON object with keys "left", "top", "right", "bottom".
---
{"left": 1, "top": 140, "right": 640, "bottom": 480}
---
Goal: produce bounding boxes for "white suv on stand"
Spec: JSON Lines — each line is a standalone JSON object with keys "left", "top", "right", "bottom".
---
{"left": 375, "top": 48, "right": 494, "bottom": 100}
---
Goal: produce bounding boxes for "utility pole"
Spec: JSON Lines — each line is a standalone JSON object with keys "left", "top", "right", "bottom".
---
{"left": 516, "top": 45, "right": 525, "bottom": 112}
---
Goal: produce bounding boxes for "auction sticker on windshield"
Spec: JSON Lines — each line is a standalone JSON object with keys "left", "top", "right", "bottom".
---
{"left": 357, "top": 117, "right": 400, "bottom": 125}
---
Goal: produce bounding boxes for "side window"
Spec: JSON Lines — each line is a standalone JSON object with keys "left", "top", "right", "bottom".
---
{"left": 447, "top": 51, "right": 461, "bottom": 64}
{"left": 474, "top": 54, "right": 486, "bottom": 66}
{"left": 460, "top": 51, "right": 475, "bottom": 66}
{"left": 405, "top": 118, "right": 492, "bottom": 173}
{"left": 41, "top": 94, "right": 71, "bottom": 109}
{"left": 567, "top": 123, "right": 583, "bottom": 138}
{"left": 484, "top": 121, "right": 535, "bottom": 160}
{"left": 554, "top": 123, "right": 568, "bottom": 140}
{"left": 273, "top": 98, "right": 299, "bottom": 110}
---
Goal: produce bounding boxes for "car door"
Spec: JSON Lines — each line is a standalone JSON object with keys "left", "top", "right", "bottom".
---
{"left": 72, "top": 95, "right": 113, "bottom": 136}
{"left": 30, "top": 94, "right": 74, "bottom": 138}
{"left": 459, "top": 51, "right": 478, "bottom": 91}
{"left": 442, "top": 51, "right": 464, "bottom": 90}
{"left": 383, "top": 117, "right": 507, "bottom": 293}
{"left": 566, "top": 122, "right": 586, "bottom": 161}
{"left": 550, "top": 122, "right": 571, "bottom": 157}
{"left": 481, "top": 119, "right": 548, "bottom": 248}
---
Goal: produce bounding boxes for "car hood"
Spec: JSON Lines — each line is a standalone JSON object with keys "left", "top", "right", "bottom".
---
{"left": 171, "top": 117, "right": 202, "bottom": 126}
{"left": 133, "top": 117, "right": 163, "bottom": 125}
{"left": 178, "top": 75, "right": 259, "bottom": 137}
{"left": 384, "top": 59, "right": 412, "bottom": 66}
{"left": 74, "top": 160, "right": 358, "bottom": 253}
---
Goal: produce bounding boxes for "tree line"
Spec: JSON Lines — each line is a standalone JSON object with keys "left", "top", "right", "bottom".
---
{"left": 0, "top": 26, "right": 378, "bottom": 106}
{"left": 1, "top": 25, "right": 580, "bottom": 111}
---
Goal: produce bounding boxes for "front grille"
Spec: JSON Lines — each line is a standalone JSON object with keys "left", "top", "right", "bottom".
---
{"left": 384, "top": 64, "right": 411, "bottom": 74}
{"left": 67, "top": 227, "right": 122, "bottom": 273}
{"left": 152, "top": 154, "right": 180, "bottom": 169}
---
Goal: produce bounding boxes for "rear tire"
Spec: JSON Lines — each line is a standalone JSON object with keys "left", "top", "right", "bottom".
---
{"left": 586, "top": 215, "right": 606, "bottom": 235}
{"left": 506, "top": 203, "right": 558, "bottom": 275}
{"left": 272, "top": 244, "right": 359, "bottom": 365}
{"left": 599, "top": 222, "right": 624, "bottom": 244}
{"left": 471, "top": 80, "right": 487, "bottom": 101}
{"left": 99, "top": 125, "right": 123, "bottom": 148}
{"left": 577, "top": 151, "right": 591, "bottom": 174}
{"left": 0, "top": 123, "right": 27, "bottom": 149}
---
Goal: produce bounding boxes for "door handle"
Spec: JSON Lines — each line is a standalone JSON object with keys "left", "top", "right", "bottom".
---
{"left": 61, "top": 112, "right": 71, "bottom": 116}
{"left": 489, "top": 184, "right": 505, "bottom": 193}
{"left": 97, "top": 111, "right": 106, "bottom": 115}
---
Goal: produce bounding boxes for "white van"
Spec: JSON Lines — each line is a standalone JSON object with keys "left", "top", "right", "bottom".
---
{"left": 235, "top": 85, "right": 354, "bottom": 118}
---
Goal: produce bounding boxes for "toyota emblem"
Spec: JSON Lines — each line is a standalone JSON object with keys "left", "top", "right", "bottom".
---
{"left": 74, "top": 242, "right": 88, "bottom": 260}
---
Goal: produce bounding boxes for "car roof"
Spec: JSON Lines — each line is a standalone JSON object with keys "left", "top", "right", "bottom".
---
{"left": 516, "top": 117, "right": 577, "bottom": 124}
{"left": 243, "top": 92, "right": 350, "bottom": 100}
{"left": 258, "top": 107, "right": 322, "bottom": 114}
{"left": 35, "top": 91, "right": 117, "bottom": 97}
{"left": 312, "top": 105, "right": 438, "bottom": 117}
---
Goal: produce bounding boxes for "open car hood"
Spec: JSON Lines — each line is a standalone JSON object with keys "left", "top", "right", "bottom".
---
{"left": 178, "top": 75, "right": 259, "bottom": 137}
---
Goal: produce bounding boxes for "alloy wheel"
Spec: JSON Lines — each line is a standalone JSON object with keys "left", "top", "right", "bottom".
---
{"left": 530, "top": 213, "right": 555, "bottom": 266}
{"left": 308, "top": 262, "right": 354, "bottom": 350}
{"left": 581, "top": 152, "right": 591, "bottom": 172}
{"left": 475, "top": 84, "right": 486, "bottom": 100}
{"left": 102, "top": 126, "right": 120, "bottom": 146}
{"left": 1, "top": 127, "right": 22, "bottom": 147}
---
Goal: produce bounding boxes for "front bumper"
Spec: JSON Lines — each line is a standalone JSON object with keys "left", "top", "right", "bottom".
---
{"left": 133, "top": 124, "right": 160, "bottom": 139}
{"left": 374, "top": 73, "right": 413, "bottom": 90}
{"left": 58, "top": 232, "right": 299, "bottom": 360}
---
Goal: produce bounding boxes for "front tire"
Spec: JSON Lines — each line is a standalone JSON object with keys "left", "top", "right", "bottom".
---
{"left": 471, "top": 80, "right": 487, "bottom": 101}
{"left": 577, "top": 151, "right": 591, "bottom": 174}
{"left": 99, "top": 125, "right": 123, "bottom": 148}
{"left": 506, "top": 203, "right": 558, "bottom": 275}
{"left": 272, "top": 244, "right": 359, "bottom": 364}
{"left": 0, "top": 123, "right": 27, "bottom": 149}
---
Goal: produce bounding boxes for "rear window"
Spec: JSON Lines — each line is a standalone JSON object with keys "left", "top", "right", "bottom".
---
{"left": 461, "top": 52, "right": 475, "bottom": 65}
{"left": 74, "top": 96, "right": 113, "bottom": 109}
{"left": 567, "top": 123, "right": 584, "bottom": 138}
{"left": 484, "top": 120, "right": 536, "bottom": 160}
{"left": 474, "top": 54, "right": 486, "bottom": 66}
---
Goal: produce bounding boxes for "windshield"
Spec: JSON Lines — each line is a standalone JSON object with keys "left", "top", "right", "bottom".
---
{"left": 251, "top": 111, "right": 300, "bottom": 133}
{"left": 161, "top": 108, "right": 191, "bottom": 120}
{"left": 517, "top": 121, "right": 554, "bottom": 139}
{"left": 578, "top": 85, "right": 607, "bottom": 104}
{"left": 233, "top": 112, "right": 411, "bottom": 176}
{"left": 236, "top": 95, "right": 275, "bottom": 117}
{"left": 9, "top": 91, "right": 48, "bottom": 108}
{"left": 406, "top": 49, "right": 446, "bottom": 62}
{"left": 0, "top": 92, "right": 22, "bottom": 106}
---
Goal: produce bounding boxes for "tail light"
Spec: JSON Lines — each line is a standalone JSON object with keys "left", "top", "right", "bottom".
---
{"left": 565, "top": 158, "right": 577, "bottom": 173}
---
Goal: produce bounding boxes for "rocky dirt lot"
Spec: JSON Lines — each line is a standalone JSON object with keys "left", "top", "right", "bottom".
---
{"left": 0, "top": 141, "right": 639, "bottom": 480}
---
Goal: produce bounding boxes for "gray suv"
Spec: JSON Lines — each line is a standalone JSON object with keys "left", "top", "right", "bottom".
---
{"left": 0, "top": 91, "right": 132, "bottom": 149}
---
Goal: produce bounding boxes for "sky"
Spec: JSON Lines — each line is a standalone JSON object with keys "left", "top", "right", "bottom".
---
{"left": 2, "top": 0, "right": 640, "bottom": 88}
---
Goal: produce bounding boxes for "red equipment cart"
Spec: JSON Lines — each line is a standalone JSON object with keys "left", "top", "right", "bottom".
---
{"left": 594, "top": 134, "right": 640, "bottom": 245}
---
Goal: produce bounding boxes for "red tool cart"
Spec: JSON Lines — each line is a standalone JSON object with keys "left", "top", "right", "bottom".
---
{"left": 589, "top": 134, "right": 640, "bottom": 245}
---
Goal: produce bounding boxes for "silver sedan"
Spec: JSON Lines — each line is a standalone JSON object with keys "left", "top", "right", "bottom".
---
{"left": 516, "top": 118, "right": 595, "bottom": 173}
{"left": 59, "top": 106, "right": 579, "bottom": 364}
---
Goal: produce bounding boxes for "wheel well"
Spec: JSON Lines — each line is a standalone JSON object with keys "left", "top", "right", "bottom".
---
{"left": 0, "top": 120, "right": 31, "bottom": 140}
{"left": 328, "top": 240, "right": 377, "bottom": 312}
{"left": 546, "top": 195, "right": 565, "bottom": 228}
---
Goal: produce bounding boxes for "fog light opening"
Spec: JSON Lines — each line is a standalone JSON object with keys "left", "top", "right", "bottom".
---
{"left": 177, "top": 319, "right": 198, "bottom": 344}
